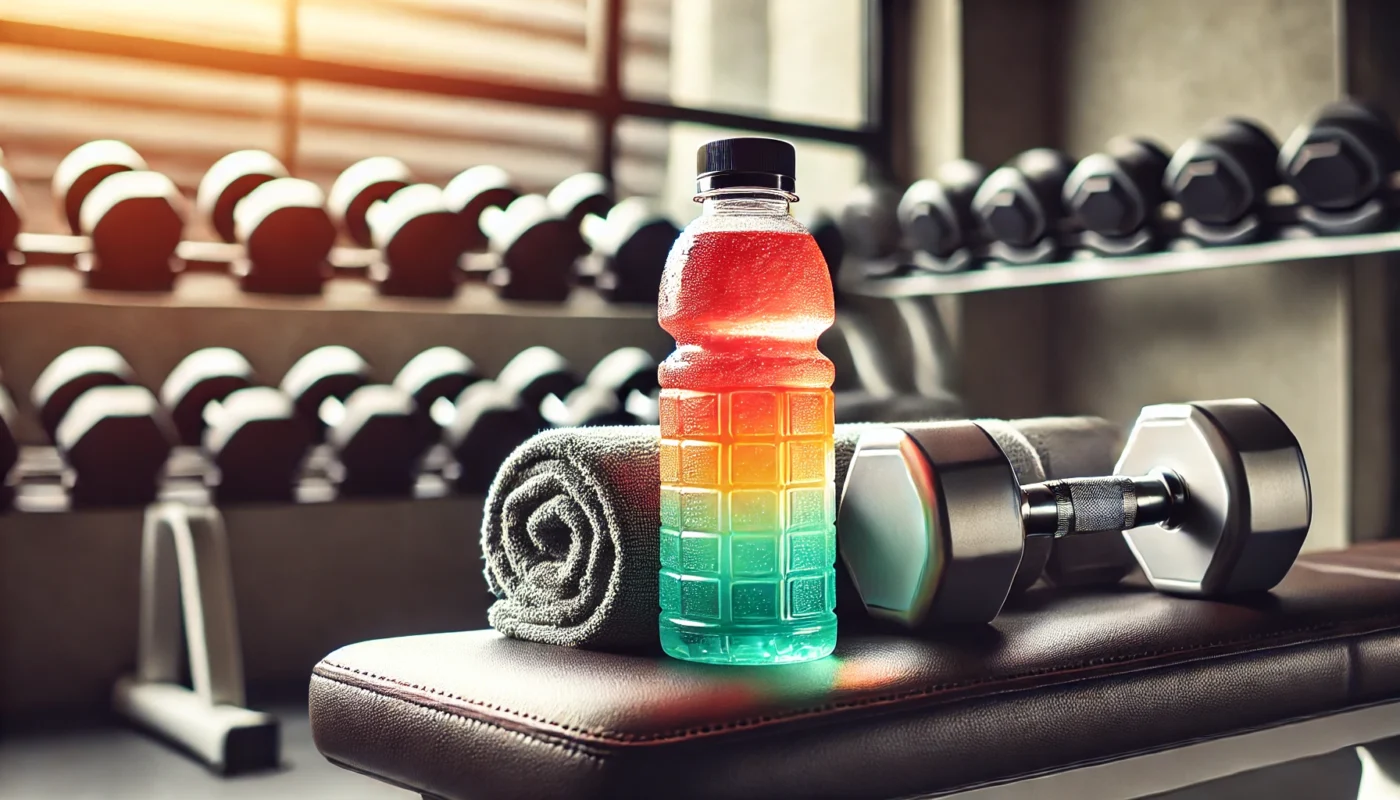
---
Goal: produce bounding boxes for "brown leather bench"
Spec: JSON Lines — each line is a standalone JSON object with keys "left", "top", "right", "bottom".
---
{"left": 309, "top": 541, "right": 1400, "bottom": 800}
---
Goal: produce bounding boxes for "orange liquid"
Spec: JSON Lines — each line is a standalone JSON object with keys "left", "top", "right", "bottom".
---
{"left": 656, "top": 228, "right": 838, "bottom": 665}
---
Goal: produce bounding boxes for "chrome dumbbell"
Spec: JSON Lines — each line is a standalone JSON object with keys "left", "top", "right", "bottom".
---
{"left": 837, "top": 399, "right": 1312, "bottom": 629}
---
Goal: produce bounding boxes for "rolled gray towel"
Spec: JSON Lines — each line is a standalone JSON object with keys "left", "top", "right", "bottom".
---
{"left": 482, "top": 418, "right": 1122, "bottom": 650}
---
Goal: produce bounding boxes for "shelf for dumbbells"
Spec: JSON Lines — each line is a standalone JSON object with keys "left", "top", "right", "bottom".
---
{"left": 841, "top": 228, "right": 1400, "bottom": 298}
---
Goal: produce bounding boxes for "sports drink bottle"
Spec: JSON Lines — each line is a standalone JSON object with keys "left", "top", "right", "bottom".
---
{"left": 657, "top": 137, "right": 837, "bottom": 665}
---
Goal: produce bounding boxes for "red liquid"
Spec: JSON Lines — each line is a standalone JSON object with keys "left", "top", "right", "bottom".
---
{"left": 659, "top": 230, "right": 835, "bottom": 389}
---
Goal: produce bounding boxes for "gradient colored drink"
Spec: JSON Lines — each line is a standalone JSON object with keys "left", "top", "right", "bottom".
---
{"left": 657, "top": 138, "right": 837, "bottom": 665}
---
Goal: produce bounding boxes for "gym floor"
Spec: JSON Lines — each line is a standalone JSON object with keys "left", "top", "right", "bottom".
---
{"left": 0, "top": 705, "right": 1365, "bottom": 799}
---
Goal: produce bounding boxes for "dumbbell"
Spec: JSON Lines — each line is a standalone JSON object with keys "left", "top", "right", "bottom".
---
{"left": 32, "top": 347, "right": 175, "bottom": 506}
{"left": 839, "top": 182, "right": 903, "bottom": 275}
{"left": 581, "top": 198, "right": 680, "bottom": 304}
{"left": 328, "top": 156, "right": 411, "bottom": 248}
{"left": 897, "top": 159, "right": 988, "bottom": 273}
{"left": 160, "top": 347, "right": 312, "bottom": 503}
{"left": 324, "top": 384, "right": 430, "bottom": 496}
{"left": 197, "top": 150, "right": 335, "bottom": 294}
{"left": 972, "top": 148, "right": 1073, "bottom": 265}
{"left": 1063, "top": 137, "right": 1171, "bottom": 256}
{"left": 279, "top": 345, "right": 371, "bottom": 437}
{"left": 1279, "top": 100, "right": 1400, "bottom": 235}
{"left": 541, "top": 347, "right": 659, "bottom": 427}
{"left": 53, "top": 140, "right": 185, "bottom": 291}
{"left": 444, "top": 165, "right": 519, "bottom": 254}
{"left": 482, "top": 195, "right": 575, "bottom": 302}
{"left": 838, "top": 399, "right": 1311, "bottom": 628}
{"left": 548, "top": 172, "right": 613, "bottom": 259}
{"left": 392, "top": 345, "right": 482, "bottom": 434}
{"left": 0, "top": 381, "right": 17, "bottom": 509}
{"left": 1165, "top": 118, "right": 1280, "bottom": 246}
{"left": 366, "top": 184, "right": 462, "bottom": 297}
{"left": 444, "top": 380, "right": 540, "bottom": 494}
{"left": 0, "top": 164, "right": 22, "bottom": 289}
{"left": 496, "top": 345, "right": 582, "bottom": 425}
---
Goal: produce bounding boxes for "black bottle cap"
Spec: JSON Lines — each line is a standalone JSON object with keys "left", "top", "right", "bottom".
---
{"left": 696, "top": 137, "right": 797, "bottom": 196}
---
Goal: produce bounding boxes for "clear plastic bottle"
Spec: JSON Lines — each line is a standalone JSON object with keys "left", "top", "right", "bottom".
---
{"left": 656, "top": 137, "right": 837, "bottom": 665}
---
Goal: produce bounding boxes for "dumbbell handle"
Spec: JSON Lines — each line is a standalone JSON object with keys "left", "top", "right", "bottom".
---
{"left": 1021, "top": 469, "right": 1186, "bottom": 537}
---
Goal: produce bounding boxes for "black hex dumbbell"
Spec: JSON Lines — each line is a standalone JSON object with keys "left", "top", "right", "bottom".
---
{"left": 972, "top": 148, "right": 1074, "bottom": 265}
{"left": 444, "top": 165, "right": 519, "bottom": 255}
{"left": 31, "top": 346, "right": 137, "bottom": 441}
{"left": 328, "top": 156, "right": 411, "bottom": 249}
{"left": 1064, "top": 137, "right": 1171, "bottom": 256}
{"left": 279, "top": 345, "right": 372, "bottom": 438}
{"left": 839, "top": 182, "right": 903, "bottom": 275}
{"left": 0, "top": 165, "right": 22, "bottom": 289}
{"left": 581, "top": 198, "right": 680, "bottom": 304}
{"left": 548, "top": 172, "right": 613, "bottom": 259}
{"left": 495, "top": 345, "right": 583, "bottom": 426}
{"left": 32, "top": 347, "right": 175, "bottom": 506}
{"left": 1165, "top": 118, "right": 1280, "bottom": 246}
{"left": 898, "top": 159, "right": 988, "bottom": 273}
{"left": 392, "top": 346, "right": 482, "bottom": 436}
{"left": 160, "top": 347, "right": 312, "bottom": 503}
{"left": 1279, "top": 100, "right": 1400, "bottom": 235}
{"left": 321, "top": 384, "right": 432, "bottom": 496}
{"left": 482, "top": 195, "right": 575, "bottom": 302}
{"left": 54, "top": 140, "right": 185, "bottom": 291}
{"left": 571, "top": 346, "right": 659, "bottom": 426}
{"left": 444, "top": 380, "right": 539, "bottom": 494}
{"left": 366, "top": 184, "right": 463, "bottom": 297}
{"left": 198, "top": 150, "right": 334, "bottom": 294}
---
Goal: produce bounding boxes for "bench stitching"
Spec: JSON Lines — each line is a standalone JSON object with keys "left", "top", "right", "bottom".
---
{"left": 316, "top": 612, "right": 1400, "bottom": 745}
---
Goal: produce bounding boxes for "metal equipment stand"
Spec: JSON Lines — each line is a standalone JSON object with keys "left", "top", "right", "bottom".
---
{"left": 112, "top": 501, "right": 279, "bottom": 774}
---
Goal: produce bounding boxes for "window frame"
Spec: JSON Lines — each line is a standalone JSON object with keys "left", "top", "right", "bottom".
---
{"left": 0, "top": 0, "right": 898, "bottom": 182}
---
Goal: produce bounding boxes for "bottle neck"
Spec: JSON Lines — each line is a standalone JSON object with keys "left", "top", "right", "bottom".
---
{"left": 698, "top": 189, "right": 792, "bottom": 218}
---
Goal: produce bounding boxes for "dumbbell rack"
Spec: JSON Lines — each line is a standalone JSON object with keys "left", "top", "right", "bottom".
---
{"left": 841, "top": 227, "right": 1400, "bottom": 298}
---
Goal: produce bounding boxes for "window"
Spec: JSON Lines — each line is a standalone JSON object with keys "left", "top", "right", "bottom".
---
{"left": 0, "top": 0, "right": 889, "bottom": 238}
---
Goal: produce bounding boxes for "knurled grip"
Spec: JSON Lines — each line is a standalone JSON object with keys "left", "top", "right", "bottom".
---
{"left": 1045, "top": 476, "right": 1139, "bottom": 536}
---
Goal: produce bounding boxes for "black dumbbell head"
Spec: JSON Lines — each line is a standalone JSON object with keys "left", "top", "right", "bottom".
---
{"left": 898, "top": 159, "right": 988, "bottom": 258}
{"left": 839, "top": 182, "right": 903, "bottom": 259}
{"left": 56, "top": 385, "right": 174, "bottom": 507}
{"left": 234, "top": 177, "right": 336, "bottom": 294}
{"left": 328, "top": 156, "right": 411, "bottom": 248}
{"left": 973, "top": 148, "right": 1073, "bottom": 248}
{"left": 204, "top": 386, "right": 313, "bottom": 503}
{"left": 485, "top": 195, "right": 575, "bottom": 302}
{"left": 549, "top": 172, "right": 613, "bottom": 257}
{"left": 1064, "top": 138, "right": 1169, "bottom": 236}
{"left": 496, "top": 345, "right": 581, "bottom": 418}
{"left": 444, "top": 165, "right": 520, "bottom": 253}
{"left": 367, "top": 184, "right": 462, "bottom": 298}
{"left": 1280, "top": 99, "right": 1400, "bottom": 210}
{"left": 52, "top": 140, "right": 146, "bottom": 235}
{"left": 445, "top": 380, "right": 539, "bottom": 493}
{"left": 196, "top": 150, "right": 288, "bottom": 243}
{"left": 584, "top": 198, "right": 680, "bottom": 304}
{"left": 80, "top": 170, "right": 185, "bottom": 290}
{"left": 585, "top": 347, "right": 658, "bottom": 404}
{"left": 159, "top": 347, "right": 256, "bottom": 446}
{"left": 1166, "top": 118, "right": 1280, "bottom": 225}
{"left": 32, "top": 346, "right": 136, "bottom": 441}
{"left": 279, "top": 346, "right": 372, "bottom": 432}
{"left": 326, "top": 385, "right": 426, "bottom": 496}
{"left": 0, "top": 167, "right": 21, "bottom": 256}
{"left": 551, "top": 384, "right": 635, "bottom": 427}
{"left": 393, "top": 346, "right": 481, "bottom": 419}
